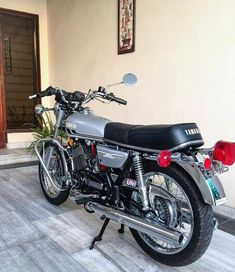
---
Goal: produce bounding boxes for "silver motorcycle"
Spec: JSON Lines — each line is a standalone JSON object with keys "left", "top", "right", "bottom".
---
{"left": 29, "top": 74, "right": 235, "bottom": 266}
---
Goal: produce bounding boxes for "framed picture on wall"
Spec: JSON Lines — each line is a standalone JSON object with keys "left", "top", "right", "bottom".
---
{"left": 118, "top": 0, "right": 135, "bottom": 54}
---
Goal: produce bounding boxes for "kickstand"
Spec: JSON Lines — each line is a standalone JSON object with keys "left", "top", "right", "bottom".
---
{"left": 118, "top": 224, "right": 125, "bottom": 234}
{"left": 90, "top": 218, "right": 110, "bottom": 250}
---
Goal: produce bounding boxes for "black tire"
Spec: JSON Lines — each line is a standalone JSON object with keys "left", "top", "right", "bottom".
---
{"left": 130, "top": 162, "right": 214, "bottom": 266}
{"left": 39, "top": 143, "right": 70, "bottom": 205}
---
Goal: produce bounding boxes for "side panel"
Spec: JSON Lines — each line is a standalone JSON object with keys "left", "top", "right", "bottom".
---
{"left": 96, "top": 145, "right": 128, "bottom": 168}
{"left": 176, "top": 161, "right": 227, "bottom": 206}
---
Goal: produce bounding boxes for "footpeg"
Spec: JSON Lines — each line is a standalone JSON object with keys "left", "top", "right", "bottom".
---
{"left": 72, "top": 190, "right": 99, "bottom": 205}
{"left": 75, "top": 198, "right": 90, "bottom": 205}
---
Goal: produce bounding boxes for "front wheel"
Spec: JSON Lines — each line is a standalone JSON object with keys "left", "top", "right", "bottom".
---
{"left": 39, "top": 142, "right": 70, "bottom": 205}
{"left": 129, "top": 162, "right": 214, "bottom": 266}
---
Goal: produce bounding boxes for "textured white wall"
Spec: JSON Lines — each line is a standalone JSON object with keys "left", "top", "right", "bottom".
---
{"left": 47, "top": 0, "right": 235, "bottom": 207}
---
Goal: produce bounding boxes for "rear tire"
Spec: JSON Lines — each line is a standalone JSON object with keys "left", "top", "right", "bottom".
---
{"left": 130, "top": 162, "right": 214, "bottom": 266}
{"left": 39, "top": 142, "right": 70, "bottom": 205}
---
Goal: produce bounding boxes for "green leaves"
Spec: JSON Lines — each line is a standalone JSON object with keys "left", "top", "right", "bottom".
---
{"left": 27, "top": 112, "right": 68, "bottom": 154}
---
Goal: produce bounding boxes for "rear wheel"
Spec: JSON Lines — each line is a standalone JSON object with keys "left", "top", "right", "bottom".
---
{"left": 39, "top": 143, "right": 70, "bottom": 205}
{"left": 129, "top": 162, "right": 214, "bottom": 266}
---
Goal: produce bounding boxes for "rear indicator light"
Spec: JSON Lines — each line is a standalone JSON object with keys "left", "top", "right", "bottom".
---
{"left": 204, "top": 158, "right": 212, "bottom": 171}
{"left": 213, "top": 141, "right": 235, "bottom": 166}
{"left": 68, "top": 138, "right": 73, "bottom": 146}
{"left": 157, "top": 151, "right": 171, "bottom": 167}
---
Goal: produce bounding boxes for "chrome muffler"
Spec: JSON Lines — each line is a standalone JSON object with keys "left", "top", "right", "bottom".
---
{"left": 87, "top": 202, "right": 183, "bottom": 247}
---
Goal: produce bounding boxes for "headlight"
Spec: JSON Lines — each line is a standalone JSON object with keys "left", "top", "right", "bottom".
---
{"left": 34, "top": 104, "right": 44, "bottom": 115}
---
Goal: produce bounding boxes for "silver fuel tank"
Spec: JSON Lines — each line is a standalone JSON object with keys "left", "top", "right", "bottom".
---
{"left": 65, "top": 109, "right": 111, "bottom": 141}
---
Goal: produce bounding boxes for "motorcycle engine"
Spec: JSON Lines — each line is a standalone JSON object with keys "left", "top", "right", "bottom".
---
{"left": 71, "top": 143, "right": 105, "bottom": 194}
{"left": 72, "top": 143, "right": 90, "bottom": 171}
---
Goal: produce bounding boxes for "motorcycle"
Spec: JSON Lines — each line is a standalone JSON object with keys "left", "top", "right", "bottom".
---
{"left": 29, "top": 73, "right": 235, "bottom": 266}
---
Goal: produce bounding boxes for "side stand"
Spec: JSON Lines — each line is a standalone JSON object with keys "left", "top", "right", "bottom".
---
{"left": 118, "top": 224, "right": 125, "bottom": 233}
{"left": 90, "top": 218, "right": 110, "bottom": 250}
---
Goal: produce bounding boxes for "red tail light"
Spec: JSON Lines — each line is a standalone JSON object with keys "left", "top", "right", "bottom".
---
{"left": 213, "top": 141, "right": 235, "bottom": 166}
{"left": 157, "top": 151, "right": 171, "bottom": 167}
{"left": 204, "top": 158, "right": 212, "bottom": 171}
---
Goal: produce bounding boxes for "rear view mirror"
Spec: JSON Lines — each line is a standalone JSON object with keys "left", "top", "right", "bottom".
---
{"left": 122, "top": 73, "right": 138, "bottom": 87}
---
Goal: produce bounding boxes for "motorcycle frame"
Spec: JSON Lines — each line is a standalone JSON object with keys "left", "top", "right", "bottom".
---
{"left": 176, "top": 161, "right": 226, "bottom": 206}
{"left": 144, "top": 153, "right": 226, "bottom": 206}
{"left": 35, "top": 107, "right": 227, "bottom": 208}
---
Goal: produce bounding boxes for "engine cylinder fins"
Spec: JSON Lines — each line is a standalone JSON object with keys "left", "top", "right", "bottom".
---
{"left": 87, "top": 202, "right": 184, "bottom": 247}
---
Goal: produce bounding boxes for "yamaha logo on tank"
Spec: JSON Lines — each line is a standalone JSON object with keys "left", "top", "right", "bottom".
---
{"left": 66, "top": 123, "right": 77, "bottom": 129}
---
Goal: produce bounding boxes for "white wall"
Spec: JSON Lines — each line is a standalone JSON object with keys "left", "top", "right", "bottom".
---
{"left": 48, "top": 0, "right": 235, "bottom": 207}
{"left": 0, "top": 0, "right": 49, "bottom": 145}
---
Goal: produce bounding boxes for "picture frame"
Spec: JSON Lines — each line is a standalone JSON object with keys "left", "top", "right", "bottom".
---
{"left": 118, "top": 0, "right": 135, "bottom": 54}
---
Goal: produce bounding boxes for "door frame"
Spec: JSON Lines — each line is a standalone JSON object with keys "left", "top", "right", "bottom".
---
{"left": 0, "top": 8, "right": 41, "bottom": 148}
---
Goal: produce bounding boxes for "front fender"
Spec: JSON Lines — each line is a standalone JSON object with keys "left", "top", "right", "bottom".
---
{"left": 176, "top": 161, "right": 227, "bottom": 206}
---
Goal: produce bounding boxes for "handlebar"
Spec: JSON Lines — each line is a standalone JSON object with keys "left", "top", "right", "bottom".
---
{"left": 29, "top": 86, "right": 56, "bottom": 100}
{"left": 29, "top": 86, "right": 127, "bottom": 106}
{"left": 105, "top": 93, "right": 127, "bottom": 105}
{"left": 29, "top": 94, "right": 37, "bottom": 100}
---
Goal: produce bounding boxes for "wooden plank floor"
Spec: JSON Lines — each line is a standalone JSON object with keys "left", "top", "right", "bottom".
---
{"left": 0, "top": 165, "right": 234, "bottom": 272}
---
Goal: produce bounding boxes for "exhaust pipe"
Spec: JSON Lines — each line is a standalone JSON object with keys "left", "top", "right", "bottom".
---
{"left": 87, "top": 202, "right": 184, "bottom": 247}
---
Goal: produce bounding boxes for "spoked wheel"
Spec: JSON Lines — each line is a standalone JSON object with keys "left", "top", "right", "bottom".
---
{"left": 39, "top": 143, "right": 70, "bottom": 205}
{"left": 129, "top": 162, "right": 214, "bottom": 266}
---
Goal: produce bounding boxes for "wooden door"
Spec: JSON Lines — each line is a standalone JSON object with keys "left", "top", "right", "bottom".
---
{"left": 0, "top": 19, "right": 6, "bottom": 148}
{"left": 0, "top": 9, "right": 41, "bottom": 148}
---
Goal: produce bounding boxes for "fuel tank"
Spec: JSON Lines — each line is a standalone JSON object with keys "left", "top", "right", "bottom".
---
{"left": 65, "top": 109, "right": 111, "bottom": 141}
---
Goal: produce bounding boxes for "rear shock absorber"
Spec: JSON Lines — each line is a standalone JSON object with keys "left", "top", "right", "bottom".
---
{"left": 133, "top": 153, "right": 149, "bottom": 211}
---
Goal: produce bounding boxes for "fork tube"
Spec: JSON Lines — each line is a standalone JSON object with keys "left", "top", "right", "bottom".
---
{"left": 53, "top": 109, "right": 65, "bottom": 139}
{"left": 45, "top": 109, "right": 65, "bottom": 168}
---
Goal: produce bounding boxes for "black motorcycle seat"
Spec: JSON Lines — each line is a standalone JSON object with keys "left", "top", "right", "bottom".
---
{"left": 104, "top": 122, "right": 204, "bottom": 151}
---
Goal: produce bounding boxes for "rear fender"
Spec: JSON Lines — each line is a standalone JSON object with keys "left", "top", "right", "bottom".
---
{"left": 176, "top": 161, "right": 227, "bottom": 206}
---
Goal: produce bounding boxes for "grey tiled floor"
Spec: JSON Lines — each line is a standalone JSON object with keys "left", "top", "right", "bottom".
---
{"left": 0, "top": 148, "right": 37, "bottom": 167}
{"left": 0, "top": 148, "right": 28, "bottom": 156}
{"left": 0, "top": 165, "right": 235, "bottom": 271}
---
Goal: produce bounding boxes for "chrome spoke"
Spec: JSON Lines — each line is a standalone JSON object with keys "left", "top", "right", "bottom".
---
{"left": 41, "top": 148, "right": 63, "bottom": 198}
{"left": 131, "top": 172, "right": 194, "bottom": 255}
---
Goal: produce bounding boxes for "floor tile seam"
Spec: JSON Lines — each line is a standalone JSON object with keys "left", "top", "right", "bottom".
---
{"left": 30, "top": 209, "right": 80, "bottom": 225}
{"left": 27, "top": 226, "right": 92, "bottom": 271}
{"left": 32, "top": 218, "right": 97, "bottom": 255}
{"left": 95, "top": 246, "right": 127, "bottom": 272}
{"left": 0, "top": 236, "right": 45, "bottom": 254}
{"left": 0, "top": 161, "right": 38, "bottom": 170}
{"left": 218, "top": 219, "right": 233, "bottom": 226}
{"left": 214, "top": 212, "right": 235, "bottom": 221}
{"left": 18, "top": 242, "right": 44, "bottom": 272}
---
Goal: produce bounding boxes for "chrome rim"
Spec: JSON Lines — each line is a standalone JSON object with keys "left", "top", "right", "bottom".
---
{"left": 41, "top": 147, "right": 64, "bottom": 198}
{"left": 131, "top": 172, "right": 194, "bottom": 255}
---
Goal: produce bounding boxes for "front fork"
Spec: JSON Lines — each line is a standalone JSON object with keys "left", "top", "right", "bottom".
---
{"left": 35, "top": 109, "right": 71, "bottom": 191}
{"left": 45, "top": 109, "right": 65, "bottom": 169}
